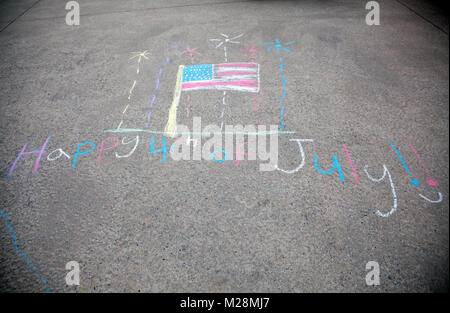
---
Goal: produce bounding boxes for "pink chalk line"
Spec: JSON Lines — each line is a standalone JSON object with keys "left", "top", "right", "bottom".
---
{"left": 343, "top": 143, "right": 359, "bottom": 183}
{"left": 182, "top": 80, "right": 258, "bottom": 89}
{"left": 216, "top": 63, "right": 257, "bottom": 68}
{"left": 408, "top": 141, "right": 438, "bottom": 186}
{"left": 215, "top": 71, "right": 256, "bottom": 76}
{"left": 235, "top": 142, "right": 249, "bottom": 167}
{"left": 179, "top": 48, "right": 199, "bottom": 124}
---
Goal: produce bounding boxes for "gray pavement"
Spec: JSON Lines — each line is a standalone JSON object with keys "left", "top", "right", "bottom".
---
{"left": 0, "top": 0, "right": 448, "bottom": 292}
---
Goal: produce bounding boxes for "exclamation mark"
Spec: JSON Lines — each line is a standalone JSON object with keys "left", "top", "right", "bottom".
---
{"left": 389, "top": 142, "right": 420, "bottom": 186}
{"left": 408, "top": 141, "right": 438, "bottom": 186}
{"left": 343, "top": 144, "right": 359, "bottom": 183}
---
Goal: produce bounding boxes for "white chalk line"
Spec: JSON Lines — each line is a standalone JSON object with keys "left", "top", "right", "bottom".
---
{"left": 419, "top": 192, "right": 443, "bottom": 203}
{"left": 364, "top": 164, "right": 398, "bottom": 218}
{"left": 104, "top": 128, "right": 296, "bottom": 136}
{"left": 276, "top": 139, "right": 314, "bottom": 174}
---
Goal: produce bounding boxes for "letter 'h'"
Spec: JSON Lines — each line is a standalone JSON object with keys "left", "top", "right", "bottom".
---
{"left": 7, "top": 137, "right": 50, "bottom": 178}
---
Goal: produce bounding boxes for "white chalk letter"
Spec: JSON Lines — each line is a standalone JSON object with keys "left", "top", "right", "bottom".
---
{"left": 47, "top": 148, "right": 71, "bottom": 161}
{"left": 364, "top": 164, "right": 397, "bottom": 217}
{"left": 115, "top": 136, "right": 139, "bottom": 158}
{"left": 276, "top": 139, "right": 314, "bottom": 174}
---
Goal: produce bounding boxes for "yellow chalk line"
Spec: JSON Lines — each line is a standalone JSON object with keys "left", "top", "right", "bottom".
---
{"left": 164, "top": 65, "right": 184, "bottom": 138}
{"left": 117, "top": 77, "right": 137, "bottom": 129}
{"left": 117, "top": 51, "right": 150, "bottom": 130}
{"left": 127, "top": 80, "right": 137, "bottom": 100}
{"left": 122, "top": 104, "right": 130, "bottom": 114}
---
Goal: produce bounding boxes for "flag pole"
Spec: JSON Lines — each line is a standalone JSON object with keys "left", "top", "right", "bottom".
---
{"left": 164, "top": 65, "right": 185, "bottom": 137}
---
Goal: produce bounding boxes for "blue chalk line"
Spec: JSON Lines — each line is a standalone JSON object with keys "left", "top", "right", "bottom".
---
{"left": 0, "top": 209, "right": 50, "bottom": 293}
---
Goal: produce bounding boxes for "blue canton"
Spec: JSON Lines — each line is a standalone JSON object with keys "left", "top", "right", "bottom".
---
{"left": 182, "top": 64, "right": 213, "bottom": 82}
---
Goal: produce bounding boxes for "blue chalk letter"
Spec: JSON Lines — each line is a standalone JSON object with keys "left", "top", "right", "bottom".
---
{"left": 72, "top": 142, "right": 95, "bottom": 167}
{"left": 314, "top": 155, "right": 345, "bottom": 181}
{"left": 150, "top": 137, "right": 171, "bottom": 163}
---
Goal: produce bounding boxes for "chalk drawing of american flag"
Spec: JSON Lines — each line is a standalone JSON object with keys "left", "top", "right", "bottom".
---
{"left": 181, "top": 62, "right": 260, "bottom": 93}
{"left": 164, "top": 62, "right": 260, "bottom": 136}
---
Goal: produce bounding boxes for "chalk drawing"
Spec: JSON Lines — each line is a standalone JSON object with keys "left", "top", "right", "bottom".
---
{"left": 130, "top": 50, "right": 150, "bottom": 74}
{"left": 98, "top": 137, "right": 119, "bottom": 164}
{"left": 0, "top": 209, "right": 50, "bottom": 293}
{"left": 408, "top": 141, "right": 438, "bottom": 186}
{"left": 166, "top": 42, "right": 182, "bottom": 55}
{"left": 5, "top": 131, "right": 444, "bottom": 219}
{"left": 7, "top": 136, "right": 50, "bottom": 178}
{"left": 5, "top": 35, "right": 444, "bottom": 229}
{"left": 106, "top": 128, "right": 295, "bottom": 136}
{"left": 164, "top": 65, "right": 185, "bottom": 137}
{"left": 209, "top": 33, "right": 244, "bottom": 130}
{"left": 150, "top": 137, "right": 173, "bottom": 163}
{"left": 209, "top": 33, "right": 243, "bottom": 62}
{"left": 235, "top": 141, "right": 249, "bottom": 166}
{"left": 186, "top": 94, "right": 191, "bottom": 118}
{"left": 180, "top": 63, "right": 260, "bottom": 92}
{"left": 164, "top": 62, "right": 260, "bottom": 137}
{"left": 145, "top": 57, "right": 171, "bottom": 129}
{"left": 210, "top": 149, "right": 228, "bottom": 162}
{"left": 262, "top": 38, "right": 295, "bottom": 54}
{"left": 419, "top": 192, "right": 443, "bottom": 203}
{"left": 276, "top": 139, "right": 314, "bottom": 174}
{"left": 128, "top": 80, "right": 137, "bottom": 100}
{"left": 261, "top": 38, "right": 295, "bottom": 130}
{"left": 180, "top": 47, "right": 201, "bottom": 65}
{"left": 389, "top": 142, "right": 420, "bottom": 186}
{"left": 253, "top": 94, "right": 258, "bottom": 113}
{"left": 242, "top": 44, "right": 258, "bottom": 61}
{"left": 180, "top": 47, "right": 202, "bottom": 126}
{"left": 314, "top": 155, "right": 345, "bottom": 181}
{"left": 220, "top": 91, "right": 226, "bottom": 130}
{"left": 364, "top": 164, "right": 398, "bottom": 217}
{"left": 117, "top": 51, "right": 150, "bottom": 130}
{"left": 47, "top": 148, "right": 71, "bottom": 161}
{"left": 72, "top": 142, "right": 95, "bottom": 168}
{"left": 115, "top": 136, "right": 139, "bottom": 158}
{"left": 242, "top": 45, "right": 260, "bottom": 124}
{"left": 343, "top": 144, "right": 359, "bottom": 183}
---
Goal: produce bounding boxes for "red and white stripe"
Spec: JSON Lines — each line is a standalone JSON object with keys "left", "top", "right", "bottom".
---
{"left": 181, "top": 62, "right": 260, "bottom": 93}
